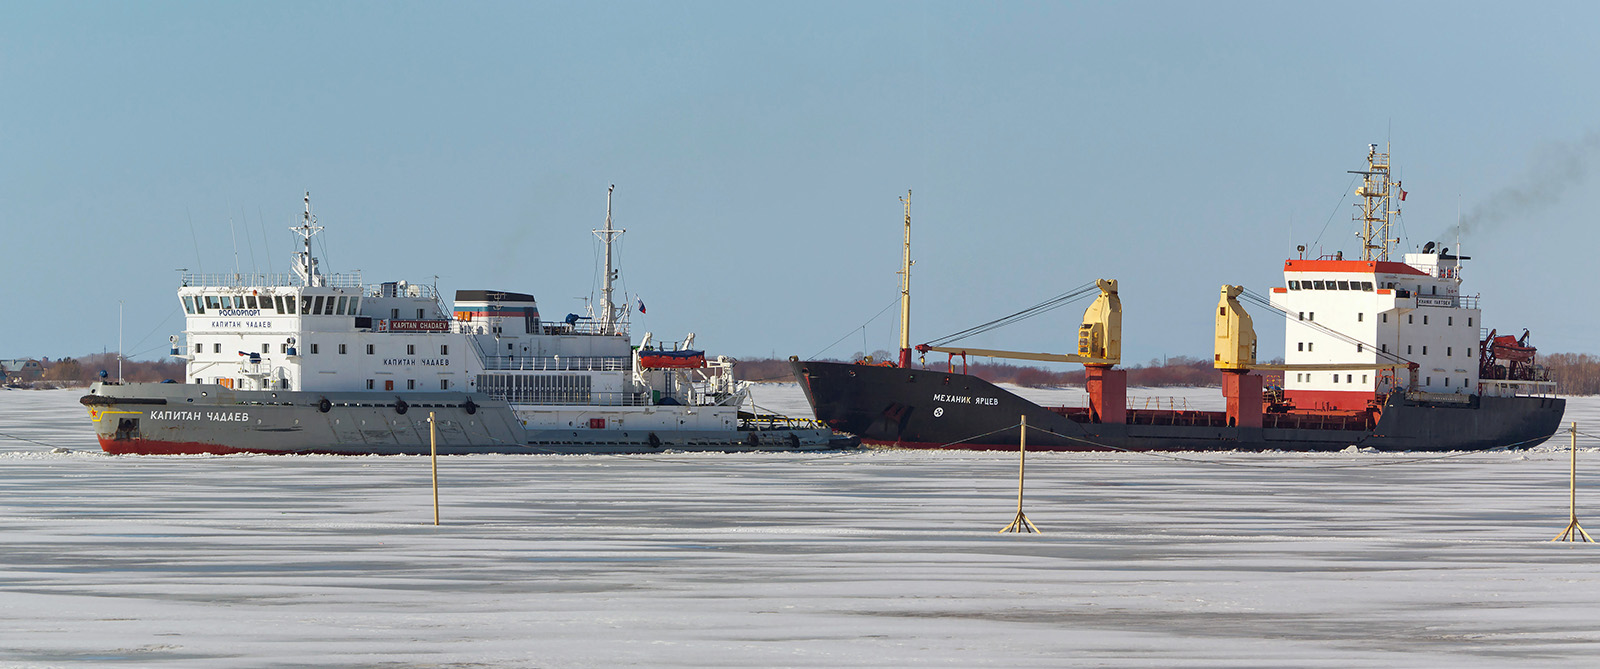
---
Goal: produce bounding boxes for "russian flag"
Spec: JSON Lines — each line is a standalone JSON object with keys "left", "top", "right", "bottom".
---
{"left": 637, "top": 298, "right": 646, "bottom": 314}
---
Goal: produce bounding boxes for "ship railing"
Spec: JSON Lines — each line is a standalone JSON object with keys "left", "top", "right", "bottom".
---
{"left": 181, "top": 272, "right": 295, "bottom": 288}
{"left": 740, "top": 414, "right": 827, "bottom": 431}
{"left": 482, "top": 388, "right": 651, "bottom": 406}
{"left": 1411, "top": 294, "right": 1480, "bottom": 310}
{"left": 363, "top": 280, "right": 434, "bottom": 298}
{"left": 179, "top": 271, "right": 366, "bottom": 289}
{"left": 538, "top": 322, "right": 629, "bottom": 337}
{"left": 479, "top": 356, "right": 631, "bottom": 371}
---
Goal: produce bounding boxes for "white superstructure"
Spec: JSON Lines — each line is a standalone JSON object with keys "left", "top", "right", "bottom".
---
{"left": 169, "top": 192, "right": 753, "bottom": 434}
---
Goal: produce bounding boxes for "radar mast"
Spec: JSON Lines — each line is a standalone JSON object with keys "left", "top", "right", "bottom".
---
{"left": 1350, "top": 143, "right": 1403, "bottom": 261}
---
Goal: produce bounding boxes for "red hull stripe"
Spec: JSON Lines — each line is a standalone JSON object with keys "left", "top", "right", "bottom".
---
{"left": 1284, "top": 389, "right": 1377, "bottom": 411}
{"left": 99, "top": 436, "right": 300, "bottom": 456}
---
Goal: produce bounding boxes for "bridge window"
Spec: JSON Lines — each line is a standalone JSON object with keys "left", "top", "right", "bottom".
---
{"left": 1313, "top": 280, "right": 1326, "bottom": 289}
{"left": 336, "top": 296, "right": 348, "bottom": 315}
{"left": 1361, "top": 282, "right": 1373, "bottom": 291}
{"left": 1337, "top": 280, "right": 1350, "bottom": 290}
{"left": 300, "top": 297, "right": 312, "bottom": 314}
{"left": 182, "top": 296, "right": 195, "bottom": 314}
{"left": 1289, "top": 280, "right": 1301, "bottom": 290}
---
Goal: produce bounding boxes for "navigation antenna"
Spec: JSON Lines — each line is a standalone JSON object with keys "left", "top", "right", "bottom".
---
{"left": 291, "top": 191, "right": 326, "bottom": 287}
{"left": 897, "top": 190, "right": 914, "bottom": 367}
{"left": 1349, "top": 143, "right": 1402, "bottom": 261}
{"left": 593, "top": 185, "right": 626, "bottom": 334}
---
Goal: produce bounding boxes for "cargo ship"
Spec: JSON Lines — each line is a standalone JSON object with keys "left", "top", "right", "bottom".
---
{"left": 83, "top": 189, "right": 846, "bottom": 455}
{"left": 793, "top": 150, "right": 1566, "bottom": 452}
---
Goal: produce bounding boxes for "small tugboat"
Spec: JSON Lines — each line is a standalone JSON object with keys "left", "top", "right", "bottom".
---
{"left": 83, "top": 188, "right": 846, "bottom": 455}
{"left": 793, "top": 148, "right": 1565, "bottom": 451}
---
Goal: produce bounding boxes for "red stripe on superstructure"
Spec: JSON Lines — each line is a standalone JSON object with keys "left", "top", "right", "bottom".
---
{"left": 1284, "top": 259, "right": 1427, "bottom": 276}
{"left": 1271, "top": 287, "right": 1287, "bottom": 293}
{"left": 1284, "top": 389, "right": 1377, "bottom": 411}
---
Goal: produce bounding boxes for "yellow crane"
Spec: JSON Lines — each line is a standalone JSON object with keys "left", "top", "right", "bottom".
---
{"left": 917, "top": 279, "right": 1122, "bottom": 367}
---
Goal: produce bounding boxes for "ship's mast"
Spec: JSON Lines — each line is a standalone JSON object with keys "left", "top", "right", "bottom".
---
{"left": 291, "top": 191, "right": 325, "bottom": 287}
{"left": 593, "top": 185, "right": 625, "bottom": 334}
{"left": 1350, "top": 143, "right": 1402, "bottom": 261}
{"left": 897, "top": 190, "right": 913, "bottom": 367}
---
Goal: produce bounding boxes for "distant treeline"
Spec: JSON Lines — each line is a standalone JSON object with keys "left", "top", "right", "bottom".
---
{"left": 10, "top": 353, "right": 184, "bottom": 388}
{"left": 1545, "top": 353, "right": 1600, "bottom": 395}
{"left": 734, "top": 354, "right": 1285, "bottom": 388}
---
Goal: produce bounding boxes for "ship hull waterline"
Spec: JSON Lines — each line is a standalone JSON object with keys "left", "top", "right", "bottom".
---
{"left": 83, "top": 383, "right": 847, "bottom": 456}
{"left": 793, "top": 360, "right": 1565, "bottom": 453}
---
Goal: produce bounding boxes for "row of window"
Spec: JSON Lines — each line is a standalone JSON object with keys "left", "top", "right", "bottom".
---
{"left": 366, "top": 379, "right": 451, "bottom": 390}
{"left": 1294, "top": 312, "right": 1473, "bottom": 328}
{"left": 183, "top": 293, "right": 361, "bottom": 317}
{"left": 1288, "top": 279, "right": 1375, "bottom": 291}
{"left": 1293, "top": 373, "right": 1470, "bottom": 388}
{"left": 195, "top": 342, "right": 450, "bottom": 356}
{"left": 1293, "top": 342, "right": 1474, "bottom": 358}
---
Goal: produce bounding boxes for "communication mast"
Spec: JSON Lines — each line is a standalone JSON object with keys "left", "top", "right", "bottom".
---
{"left": 593, "top": 185, "right": 626, "bottom": 334}
{"left": 291, "top": 191, "right": 325, "bottom": 287}
{"left": 897, "top": 190, "right": 913, "bottom": 367}
{"left": 1349, "top": 143, "right": 1403, "bottom": 261}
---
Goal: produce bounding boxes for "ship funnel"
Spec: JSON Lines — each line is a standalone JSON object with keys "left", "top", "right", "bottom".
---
{"left": 1077, "top": 279, "right": 1121, "bottom": 364}
{"left": 1214, "top": 285, "right": 1258, "bottom": 371}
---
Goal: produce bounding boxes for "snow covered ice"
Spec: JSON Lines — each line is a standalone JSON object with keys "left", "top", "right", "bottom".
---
{"left": 3, "top": 385, "right": 1600, "bottom": 667}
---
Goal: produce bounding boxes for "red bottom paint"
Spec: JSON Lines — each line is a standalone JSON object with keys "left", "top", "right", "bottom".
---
{"left": 99, "top": 436, "right": 285, "bottom": 456}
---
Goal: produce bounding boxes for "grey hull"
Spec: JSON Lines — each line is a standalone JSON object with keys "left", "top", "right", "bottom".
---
{"left": 82, "top": 383, "right": 843, "bottom": 455}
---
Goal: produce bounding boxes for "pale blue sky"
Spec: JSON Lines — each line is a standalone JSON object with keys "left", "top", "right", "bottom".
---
{"left": 4, "top": 1, "right": 1597, "bottom": 364}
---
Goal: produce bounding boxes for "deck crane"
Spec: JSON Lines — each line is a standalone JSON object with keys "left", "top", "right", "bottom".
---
{"left": 914, "top": 279, "right": 1130, "bottom": 423}
{"left": 1212, "top": 284, "right": 1416, "bottom": 426}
